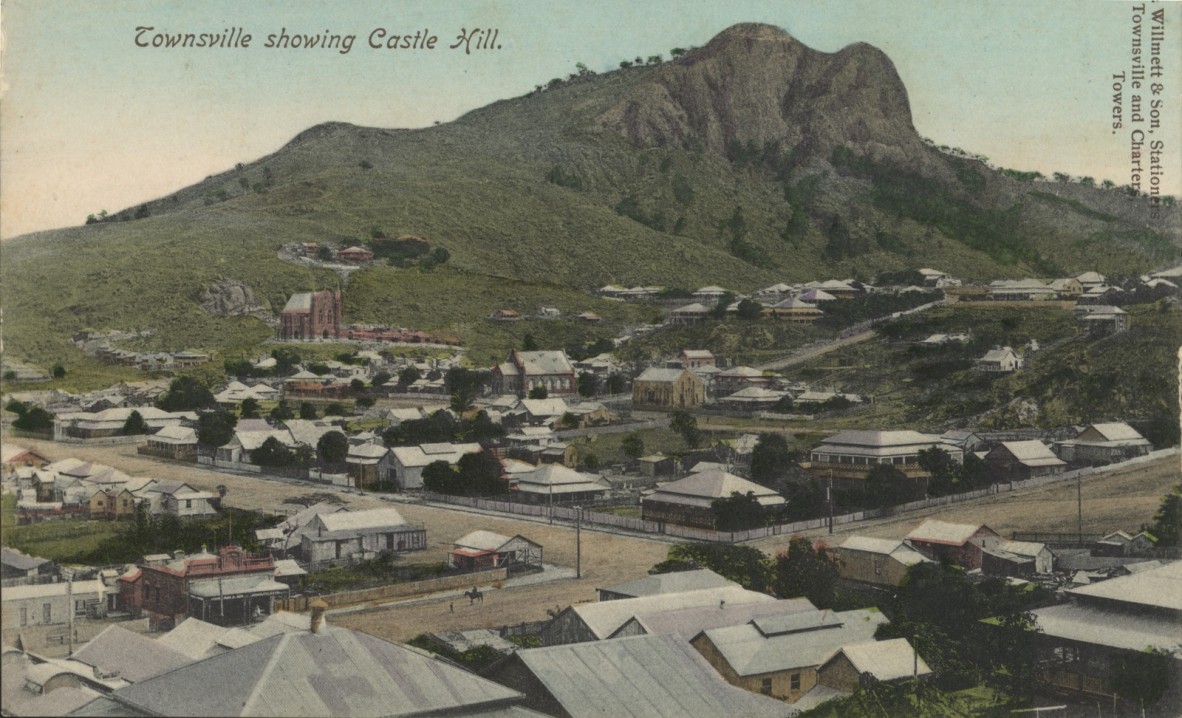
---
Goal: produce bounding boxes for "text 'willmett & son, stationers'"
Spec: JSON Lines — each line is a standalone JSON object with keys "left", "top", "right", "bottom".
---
{"left": 132, "top": 27, "right": 501, "bottom": 55}
{"left": 1110, "top": 3, "right": 1168, "bottom": 217}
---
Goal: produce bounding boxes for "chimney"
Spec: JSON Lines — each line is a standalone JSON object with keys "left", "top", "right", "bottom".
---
{"left": 310, "top": 598, "right": 328, "bottom": 634}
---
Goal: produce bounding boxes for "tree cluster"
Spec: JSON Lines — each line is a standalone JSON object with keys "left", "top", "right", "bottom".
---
{"left": 421, "top": 451, "right": 507, "bottom": 496}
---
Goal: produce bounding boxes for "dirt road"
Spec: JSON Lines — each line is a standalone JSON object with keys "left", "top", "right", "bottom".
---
{"left": 11, "top": 438, "right": 1179, "bottom": 642}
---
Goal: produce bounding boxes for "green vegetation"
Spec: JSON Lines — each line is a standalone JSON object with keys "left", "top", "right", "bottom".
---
{"left": 1029, "top": 190, "right": 1117, "bottom": 222}
{"left": 407, "top": 633, "right": 507, "bottom": 673}
{"left": 1148, "top": 484, "right": 1181, "bottom": 547}
{"left": 1, "top": 499, "right": 279, "bottom": 566}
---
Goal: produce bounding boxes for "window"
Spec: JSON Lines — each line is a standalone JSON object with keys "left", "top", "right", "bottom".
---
{"left": 790, "top": 673, "right": 801, "bottom": 691}
{"left": 20, "top": 607, "right": 27, "bottom": 626}
{"left": 42, "top": 602, "right": 52, "bottom": 623}
{"left": 760, "top": 678, "right": 772, "bottom": 695}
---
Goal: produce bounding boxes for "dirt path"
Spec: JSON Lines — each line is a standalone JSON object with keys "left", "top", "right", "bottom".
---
{"left": 11, "top": 439, "right": 1179, "bottom": 643}
{"left": 755, "top": 330, "right": 875, "bottom": 371}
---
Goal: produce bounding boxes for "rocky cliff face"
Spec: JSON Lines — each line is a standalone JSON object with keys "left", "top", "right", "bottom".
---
{"left": 595, "top": 23, "right": 941, "bottom": 173}
{"left": 199, "top": 278, "right": 274, "bottom": 323}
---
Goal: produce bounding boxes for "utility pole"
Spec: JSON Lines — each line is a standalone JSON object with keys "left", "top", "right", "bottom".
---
{"left": 827, "top": 475, "right": 834, "bottom": 535}
{"left": 66, "top": 575, "right": 74, "bottom": 657}
{"left": 1077, "top": 473, "right": 1082, "bottom": 544}
{"left": 575, "top": 506, "right": 582, "bottom": 579}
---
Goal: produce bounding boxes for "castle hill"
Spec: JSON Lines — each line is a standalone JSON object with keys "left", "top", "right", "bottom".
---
{"left": 2, "top": 16, "right": 1180, "bottom": 718}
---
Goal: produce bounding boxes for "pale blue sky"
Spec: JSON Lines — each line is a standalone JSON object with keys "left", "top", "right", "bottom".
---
{"left": 1, "top": 0, "right": 1177, "bottom": 238}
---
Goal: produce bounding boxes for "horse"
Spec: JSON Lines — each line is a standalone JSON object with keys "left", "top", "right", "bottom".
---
{"left": 464, "top": 587, "right": 484, "bottom": 605}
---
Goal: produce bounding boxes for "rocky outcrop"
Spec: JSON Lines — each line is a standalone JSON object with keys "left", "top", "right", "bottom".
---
{"left": 594, "top": 23, "right": 942, "bottom": 174}
{"left": 199, "top": 278, "right": 273, "bottom": 323}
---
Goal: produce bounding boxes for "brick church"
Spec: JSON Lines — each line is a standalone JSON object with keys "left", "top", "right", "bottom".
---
{"left": 279, "top": 289, "right": 342, "bottom": 340}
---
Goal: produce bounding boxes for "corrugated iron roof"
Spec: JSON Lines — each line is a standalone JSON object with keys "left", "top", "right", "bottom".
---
{"left": 506, "top": 634, "right": 788, "bottom": 718}
{"left": 70, "top": 625, "right": 194, "bottom": 683}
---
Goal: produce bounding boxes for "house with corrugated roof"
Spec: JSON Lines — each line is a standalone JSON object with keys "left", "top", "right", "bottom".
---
{"left": 540, "top": 585, "right": 776, "bottom": 646}
{"left": 641, "top": 469, "right": 786, "bottom": 529}
{"left": 79, "top": 611, "right": 531, "bottom": 717}
{"left": 1056, "top": 422, "right": 1152, "bottom": 465}
{"left": 299, "top": 507, "right": 427, "bottom": 565}
{"left": 806, "top": 429, "right": 960, "bottom": 485}
{"left": 597, "top": 568, "right": 738, "bottom": 601}
{"left": 483, "top": 634, "right": 789, "bottom": 718}
{"left": 510, "top": 464, "right": 609, "bottom": 504}
{"left": 1029, "top": 560, "right": 1182, "bottom": 700}
{"left": 690, "top": 608, "right": 890, "bottom": 704}
{"left": 815, "top": 638, "right": 932, "bottom": 695}
{"left": 678, "top": 349, "right": 716, "bottom": 368}
{"left": 389, "top": 442, "right": 482, "bottom": 490}
{"left": 984, "top": 440, "right": 1067, "bottom": 481}
{"left": 905, "top": 520, "right": 1001, "bottom": 570}
{"left": 668, "top": 302, "right": 711, "bottom": 325}
{"left": 833, "top": 536, "right": 932, "bottom": 587}
{"left": 345, "top": 442, "right": 393, "bottom": 489}
{"left": 448, "top": 530, "right": 543, "bottom": 573}
{"left": 975, "top": 346, "right": 1023, "bottom": 373}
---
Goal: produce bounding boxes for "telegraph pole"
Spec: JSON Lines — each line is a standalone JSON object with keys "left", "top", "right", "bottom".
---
{"left": 1076, "top": 473, "right": 1083, "bottom": 544}
{"left": 575, "top": 506, "right": 582, "bottom": 579}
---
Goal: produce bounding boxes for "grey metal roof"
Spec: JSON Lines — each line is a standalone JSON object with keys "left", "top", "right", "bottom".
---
{"left": 70, "top": 625, "right": 194, "bottom": 683}
{"left": 1, "top": 547, "right": 50, "bottom": 571}
{"left": 282, "top": 293, "right": 313, "bottom": 312}
{"left": 618, "top": 598, "right": 817, "bottom": 641}
{"left": 825, "top": 639, "right": 931, "bottom": 681}
{"left": 568, "top": 586, "right": 775, "bottom": 639}
{"left": 108, "top": 626, "right": 524, "bottom": 717}
{"left": 599, "top": 569, "right": 738, "bottom": 599}
{"left": 698, "top": 608, "right": 888, "bottom": 676}
{"left": 506, "top": 634, "right": 790, "bottom": 718}
{"left": 1067, "top": 559, "right": 1182, "bottom": 611}
{"left": 1031, "top": 602, "right": 1182, "bottom": 652}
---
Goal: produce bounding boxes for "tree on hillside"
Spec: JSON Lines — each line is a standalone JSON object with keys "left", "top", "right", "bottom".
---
{"left": 919, "top": 446, "right": 960, "bottom": 497}
{"left": 298, "top": 402, "right": 318, "bottom": 420}
{"left": 522, "top": 334, "right": 539, "bottom": 351}
{"left": 371, "top": 370, "right": 391, "bottom": 387}
{"left": 771, "top": 536, "right": 839, "bottom": 608}
{"left": 197, "top": 409, "right": 237, "bottom": 448}
{"left": 528, "top": 386, "right": 548, "bottom": 400}
{"left": 269, "top": 400, "right": 294, "bottom": 422}
{"left": 12, "top": 405, "right": 54, "bottom": 433}
{"left": 121, "top": 410, "right": 149, "bottom": 436}
{"left": 156, "top": 376, "right": 215, "bottom": 411}
{"left": 750, "top": 432, "right": 792, "bottom": 486}
{"left": 650, "top": 543, "right": 770, "bottom": 593}
{"left": 621, "top": 433, "right": 646, "bottom": 460}
{"left": 397, "top": 366, "right": 421, "bottom": 387}
{"left": 446, "top": 368, "right": 487, "bottom": 413}
{"left": 670, "top": 410, "right": 702, "bottom": 449}
{"left": 1148, "top": 484, "right": 1182, "bottom": 546}
{"left": 605, "top": 373, "right": 627, "bottom": 395}
{"left": 317, "top": 430, "right": 349, "bottom": 464}
{"left": 51, "top": 363, "right": 66, "bottom": 379}
{"left": 736, "top": 298, "right": 764, "bottom": 320}
{"left": 577, "top": 372, "right": 598, "bottom": 398}
{"left": 239, "top": 398, "right": 261, "bottom": 419}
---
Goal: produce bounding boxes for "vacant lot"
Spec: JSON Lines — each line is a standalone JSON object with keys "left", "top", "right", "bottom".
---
{"left": 9, "top": 439, "right": 1178, "bottom": 642}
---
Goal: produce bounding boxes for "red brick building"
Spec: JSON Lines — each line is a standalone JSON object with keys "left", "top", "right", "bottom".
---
{"left": 119, "top": 545, "right": 287, "bottom": 628}
{"left": 280, "top": 289, "right": 342, "bottom": 340}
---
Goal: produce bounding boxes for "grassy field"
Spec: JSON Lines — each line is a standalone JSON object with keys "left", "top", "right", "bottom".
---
{"left": 1, "top": 495, "right": 126, "bottom": 564}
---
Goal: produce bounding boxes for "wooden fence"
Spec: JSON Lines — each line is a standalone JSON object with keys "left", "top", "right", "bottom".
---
{"left": 278, "top": 566, "right": 509, "bottom": 612}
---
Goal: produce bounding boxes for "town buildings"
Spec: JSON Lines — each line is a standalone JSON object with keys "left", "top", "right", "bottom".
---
{"left": 641, "top": 469, "right": 786, "bottom": 529}
{"left": 632, "top": 367, "right": 706, "bottom": 410}
{"left": 491, "top": 350, "right": 577, "bottom": 397}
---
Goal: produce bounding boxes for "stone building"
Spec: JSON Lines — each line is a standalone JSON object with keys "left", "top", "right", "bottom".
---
{"left": 631, "top": 368, "right": 705, "bottom": 410}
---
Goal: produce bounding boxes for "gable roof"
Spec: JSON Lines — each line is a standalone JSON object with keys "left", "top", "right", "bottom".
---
{"left": 313, "top": 507, "right": 409, "bottom": 535}
{"left": 69, "top": 625, "right": 194, "bottom": 683}
{"left": 563, "top": 586, "right": 775, "bottom": 640}
{"left": 646, "top": 469, "right": 786, "bottom": 509}
{"left": 156, "top": 618, "right": 263, "bottom": 660}
{"left": 1079, "top": 422, "right": 1147, "bottom": 443}
{"left": 617, "top": 597, "right": 817, "bottom": 640}
{"left": 108, "top": 626, "right": 523, "bottom": 717}
{"left": 995, "top": 440, "right": 1067, "bottom": 467}
{"left": 837, "top": 536, "right": 930, "bottom": 565}
{"left": 500, "top": 634, "right": 787, "bottom": 718}
{"left": 906, "top": 520, "right": 996, "bottom": 546}
{"left": 635, "top": 367, "right": 691, "bottom": 383}
{"left": 512, "top": 350, "right": 574, "bottom": 375}
{"left": 697, "top": 608, "right": 888, "bottom": 675}
{"left": 599, "top": 569, "right": 738, "bottom": 598}
{"left": 824, "top": 638, "right": 931, "bottom": 682}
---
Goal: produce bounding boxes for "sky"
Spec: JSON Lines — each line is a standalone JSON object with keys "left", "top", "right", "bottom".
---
{"left": 1, "top": 0, "right": 1178, "bottom": 240}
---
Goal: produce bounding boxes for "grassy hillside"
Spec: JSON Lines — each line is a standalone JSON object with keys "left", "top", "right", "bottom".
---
{"left": 779, "top": 303, "right": 1181, "bottom": 432}
{"left": 2, "top": 28, "right": 1178, "bottom": 379}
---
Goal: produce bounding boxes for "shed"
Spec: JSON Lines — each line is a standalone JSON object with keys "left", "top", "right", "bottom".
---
{"left": 449, "top": 531, "right": 543, "bottom": 573}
